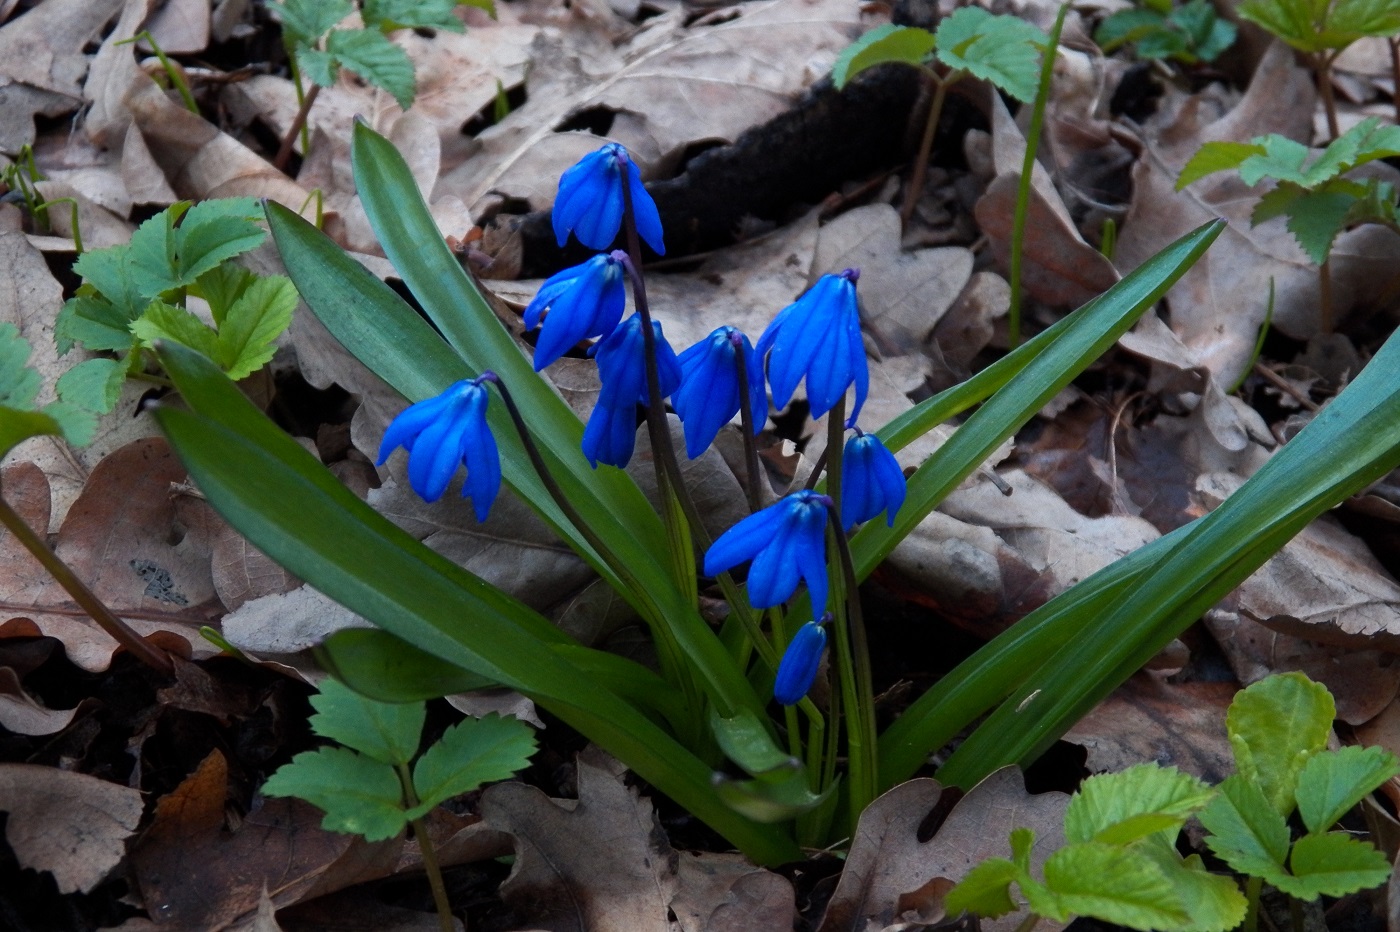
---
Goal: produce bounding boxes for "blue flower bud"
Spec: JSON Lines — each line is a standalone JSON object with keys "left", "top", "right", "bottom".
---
{"left": 774, "top": 619, "right": 828, "bottom": 706}
{"left": 581, "top": 313, "right": 681, "bottom": 468}
{"left": 552, "top": 143, "right": 665, "bottom": 255}
{"left": 672, "top": 326, "right": 767, "bottom": 459}
{"left": 523, "top": 251, "right": 627, "bottom": 371}
{"left": 840, "top": 430, "right": 906, "bottom": 530}
{"left": 377, "top": 376, "right": 501, "bottom": 520}
{"left": 756, "top": 269, "right": 867, "bottom": 426}
{"left": 704, "top": 490, "right": 832, "bottom": 617}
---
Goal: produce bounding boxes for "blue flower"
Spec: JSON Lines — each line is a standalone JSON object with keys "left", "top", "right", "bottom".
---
{"left": 774, "top": 619, "right": 828, "bottom": 706}
{"left": 756, "top": 268, "right": 867, "bottom": 426}
{"left": 523, "top": 251, "right": 628, "bottom": 371}
{"left": 672, "top": 326, "right": 767, "bottom": 459}
{"left": 840, "top": 430, "right": 906, "bottom": 530}
{"left": 377, "top": 376, "right": 501, "bottom": 520}
{"left": 704, "top": 490, "right": 832, "bottom": 616}
{"left": 581, "top": 313, "right": 681, "bottom": 468}
{"left": 552, "top": 143, "right": 665, "bottom": 255}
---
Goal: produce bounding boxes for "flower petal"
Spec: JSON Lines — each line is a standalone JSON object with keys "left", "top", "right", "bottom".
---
{"left": 774, "top": 621, "right": 827, "bottom": 705}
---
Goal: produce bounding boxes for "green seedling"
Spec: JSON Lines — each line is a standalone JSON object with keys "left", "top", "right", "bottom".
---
{"left": 832, "top": 9, "right": 1049, "bottom": 226}
{"left": 1095, "top": 0, "right": 1236, "bottom": 64}
{"left": 54, "top": 197, "right": 296, "bottom": 416}
{"left": 262, "top": 678, "right": 537, "bottom": 931}
{"left": 1178, "top": 116, "right": 1400, "bottom": 332}
{"left": 1236, "top": 0, "right": 1400, "bottom": 137}
{"left": 267, "top": 0, "right": 494, "bottom": 169}
{"left": 946, "top": 672, "right": 1398, "bottom": 932}
{"left": 1200, "top": 673, "right": 1398, "bottom": 926}
{"left": 3, "top": 146, "right": 83, "bottom": 249}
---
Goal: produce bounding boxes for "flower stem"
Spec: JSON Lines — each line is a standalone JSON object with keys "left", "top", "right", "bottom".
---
{"left": 396, "top": 763, "right": 455, "bottom": 932}
{"left": 1316, "top": 52, "right": 1340, "bottom": 142}
{"left": 275, "top": 82, "right": 321, "bottom": 173}
{"left": 899, "top": 69, "right": 959, "bottom": 228}
{"left": 731, "top": 332, "right": 764, "bottom": 514}
{"left": 0, "top": 492, "right": 173, "bottom": 676}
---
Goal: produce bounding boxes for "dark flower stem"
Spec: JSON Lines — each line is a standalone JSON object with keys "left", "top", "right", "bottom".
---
{"left": 275, "top": 82, "right": 320, "bottom": 173}
{"left": 730, "top": 331, "right": 765, "bottom": 514}
{"left": 900, "top": 68, "right": 960, "bottom": 228}
{"left": 0, "top": 493, "right": 173, "bottom": 676}
{"left": 1315, "top": 52, "right": 1340, "bottom": 142}
{"left": 396, "top": 763, "right": 454, "bottom": 932}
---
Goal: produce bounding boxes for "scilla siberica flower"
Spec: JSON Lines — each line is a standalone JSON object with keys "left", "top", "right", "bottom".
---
{"left": 704, "top": 490, "right": 832, "bottom": 617}
{"left": 774, "top": 618, "right": 828, "bottom": 706}
{"left": 672, "top": 326, "right": 767, "bottom": 459}
{"left": 523, "top": 251, "right": 627, "bottom": 371}
{"left": 840, "top": 430, "right": 907, "bottom": 531}
{"left": 552, "top": 143, "right": 665, "bottom": 255}
{"left": 757, "top": 269, "right": 867, "bottom": 427}
{"left": 377, "top": 376, "right": 501, "bottom": 521}
{"left": 582, "top": 313, "right": 681, "bottom": 468}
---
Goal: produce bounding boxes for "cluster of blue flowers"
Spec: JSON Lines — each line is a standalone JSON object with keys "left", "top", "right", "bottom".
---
{"left": 378, "top": 142, "right": 907, "bottom": 707}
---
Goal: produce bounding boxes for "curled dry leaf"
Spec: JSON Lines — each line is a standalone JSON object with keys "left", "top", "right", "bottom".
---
{"left": 0, "top": 0, "right": 123, "bottom": 144}
{"left": 816, "top": 767, "right": 1069, "bottom": 932}
{"left": 0, "top": 666, "right": 78, "bottom": 735}
{"left": 0, "top": 762, "right": 143, "bottom": 894}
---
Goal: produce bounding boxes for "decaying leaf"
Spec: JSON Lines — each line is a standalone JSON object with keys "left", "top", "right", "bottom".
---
{"left": 0, "top": 762, "right": 143, "bottom": 894}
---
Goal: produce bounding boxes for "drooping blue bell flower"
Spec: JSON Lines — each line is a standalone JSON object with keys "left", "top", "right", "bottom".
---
{"left": 840, "top": 429, "right": 906, "bottom": 530}
{"left": 704, "top": 490, "right": 832, "bottom": 616}
{"left": 523, "top": 251, "right": 627, "bottom": 371}
{"left": 581, "top": 313, "right": 681, "bottom": 468}
{"left": 672, "top": 326, "right": 767, "bottom": 459}
{"left": 377, "top": 375, "right": 501, "bottom": 520}
{"left": 552, "top": 143, "right": 665, "bottom": 255}
{"left": 774, "top": 618, "right": 829, "bottom": 706}
{"left": 757, "top": 268, "right": 867, "bottom": 426}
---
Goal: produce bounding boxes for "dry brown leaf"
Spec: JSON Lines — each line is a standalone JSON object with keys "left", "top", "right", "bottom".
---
{"left": 670, "top": 851, "right": 795, "bottom": 932}
{"left": 1064, "top": 673, "right": 1236, "bottom": 782}
{"left": 0, "top": 665, "right": 77, "bottom": 735}
{"left": 816, "top": 767, "right": 1069, "bottom": 932}
{"left": 272, "top": 887, "right": 464, "bottom": 931}
{"left": 0, "top": 0, "right": 122, "bottom": 97}
{"left": 932, "top": 271, "right": 1009, "bottom": 372}
{"left": 480, "top": 747, "right": 678, "bottom": 932}
{"left": 0, "top": 762, "right": 143, "bottom": 894}
{"left": 142, "top": 0, "right": 209, "bottom": 55}
{"left": 133, "top": 749, "right": 405, "bottom": 931}
{"left": 221, "top": 586, "right": 370, "bottom": 664}
{"left": 83, "top": 0, "right": 160, "bottom": 147}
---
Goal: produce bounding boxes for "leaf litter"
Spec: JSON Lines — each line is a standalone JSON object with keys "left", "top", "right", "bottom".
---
{"left": 6, "top": 0, "right": 1400, "bottom": 926}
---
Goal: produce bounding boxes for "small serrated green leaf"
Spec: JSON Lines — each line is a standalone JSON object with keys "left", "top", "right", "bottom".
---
{"left": 1009, "top": 826, "right": 1036, "bottom": 871}
{"left": 298, "top": 46, "right": 338, "bottom": 87}
{"left": 268, "top": 0, "right": 353, "bottom": 47}
{"left": 326, "top": 29, "right": 416, "bottom": 109}
{"left": 71, "top": 244, "right": 148, "bottom": 320}
{"left": 409, "top": 713, "right": 536, "bottom": 814}
{"left": 56, "top": 357, "right": 124, "bottom": 416}
{"left": 1274, "top": 187, "right": 1359, "bottom": 265}
{"left": 1138, "top": 847, "right": 1249, "bottom": 932}
{"left": 831, "top": 24, "right": 936, "bottom": 89}
{"left": 1199, "top": 774, "right": 1291, "bottom": 877}
{"left": 309, "top": 677, "right": 426, "bottom": 766}
{"left": 194, "top": 263, "right": 258, "bottom": 326}
{"left": 1094, "top": 9, "right": 1167, "bottom": 52}
{"left": 945, "top": 858, "right": 1021, "bottom": 918}
{"left": 39, "top": 400, "right": 97, "bottom": 448}
{"left": 130, "top": 302, "right": 221, "bottom": 357}
{"left": 1275, "top": 831, "right": 1392, "bottom": 899}
{"left": 1177, "top": 142, "right": 1267, "bottom": 190}
{"left": 1228, "top": 672, "right": 1334, "bottom": 816}
{"left": 1065, "top": 763, "right": 1214, "bottom": 846}
{"left": 362, "top": 0, "right": 465, "bottom": 33}
{"left": 934, "top": 8, "right": 1048, "bottom": 102}
{"left": 1296, "top": 745, "right": 1400, "bottom": 834}
{"left": 215, "top": 275, "right": 297, "bottom": 380}
{"left": 174, "top": 198, "right": 265, "bottom": 286}
{"left": 56, "top": 292, "right": 143, "bottom": 354}
{"left": 261, "top": 746, "right": 408, "bottom": 841}
{"left": 0, "top": 323, "right": 40, "bottom": 410}
{"left": 1044, "top": 842, "right": 1189, "bottom": 931}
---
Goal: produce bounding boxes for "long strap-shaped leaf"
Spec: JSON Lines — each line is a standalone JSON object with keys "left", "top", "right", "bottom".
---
{"left": 154, "top": 343, "right": 799, "bottom": 864}
{"left": 934, "top": 316, "right": 1400, "bottom": 789}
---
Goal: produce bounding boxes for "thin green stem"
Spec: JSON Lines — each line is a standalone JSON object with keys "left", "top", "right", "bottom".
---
{"left": 124, "top": 32, "right": 198, "bottom": 114}
{"left": 1009, "top": 1, "right": 1070, "bottom": 349}
{"left": 900, "top": 71, "right": 959, "bottom": 227}
{"left": 0, "top": 493, "right": 173, "bottom": 676}
{"left": 829, "top": 511, "right": 877, "bottom": 823}
{"left": 1244, "top": 874, "right": 1262, "bottom": 932}
{"left": 396, "top": 763, "right": 454, "bottom": 932}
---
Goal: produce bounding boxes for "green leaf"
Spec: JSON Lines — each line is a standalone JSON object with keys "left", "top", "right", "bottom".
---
{"left": 261, "top": 746, "right": 408, "bottom": 841}
{"left": 409, "top": 713, "right": 537, "bottom": 814}
{"left": 1064, "top": 763, "right": 1214, "bottom": 846}
{"left": 326, "top": 29, "right": 416, "bottom": 109}
{"left": 1258, "top": 185, "right": 1358, "bottom": 265}
{"left": 710, "top": 707, "right": 796, "bottom": 779}
{"left": 1295, "top": 745, "right": 1400, "bottom": 833}
{"left": 70, "top": 245, "right": 148, "bottom": 322}
{"left": 1199, "top": 774, "right": 1291, "bottom": 877}
{"left": 831, "top": 24, "right": 936, "bottom": 88}
{"left": 1228, "top": 672, "right": 1334, "bottom": 816}
{"left": 1275, "top": 831, "right": 1391, "bottom": 899}
{"left": 308, "top": 677, "right": 426, "bottom": 766}
{"left": 130, "top": 301, "right": 220, "bottom": 357}
{"left": 55, "top": 357, "right": 124, "bottom": 417}
{"left": 215, "top": 275, "right": 297, "bottom": 379}
{"left": 1176, "top": 141, "right": 1266, "bottom": 190}
{"left": 362, "top": 0, "right": 465, "bottom": 33}
{"left": 268, "top": 0, "right": 353, "bottom": 47}
{"left": 297, "top": 46, "right": 338, "bottom": 87}
{"left": 317, "top": 627, "right": 498, "bottom": 703}
{"left": 1139, "top": 847, "right": 1248, "bottom": 932}
{"left": 945, "top": 858, "right": 1021, "bottom": 918}
{"left": 55, "top": 293, "right": 142, "bottom": 354}
{"left": 459, "top": 0, "right": 496, "bottom": 16}
{"left": 127, "top": 199, "right": 265, "bottom": 296}
{"left": 1094, "top": 9, "right": 1168, "bottom": 53}
{"left": 934, "top": 8, "right": 1048, "bottom": 102}
{"left": 0, "top": 323, "right": 41, "bottom": 410}
{"left": 193, "top": 262, "right": 258, "bottom": 326}
{"left": 0, "top": 323, "right": 99, "bottom": 454}
{"left": 712, "top": 766, "right": 835, "bottom": 823}
{"left": 1044, "top": 842, "right": 1190, "bottom": 931}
